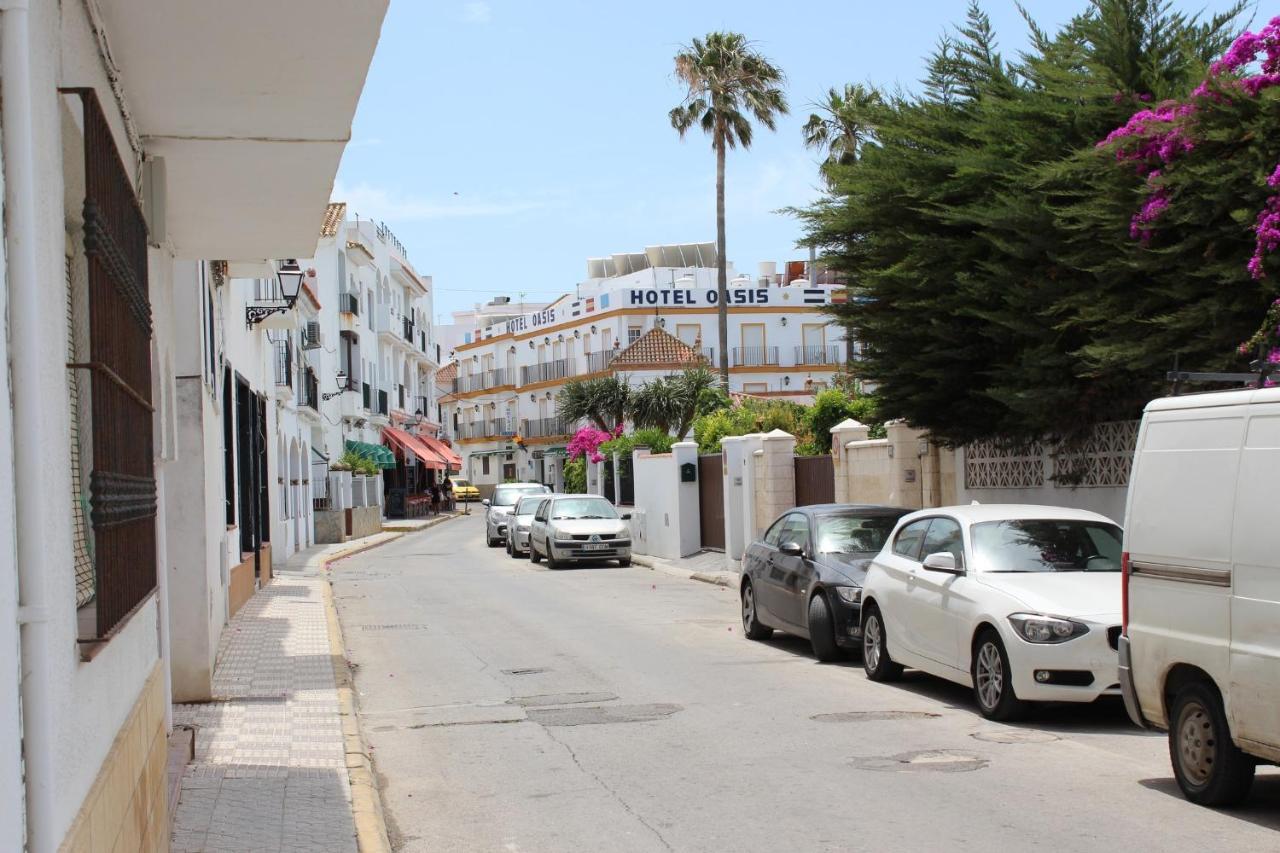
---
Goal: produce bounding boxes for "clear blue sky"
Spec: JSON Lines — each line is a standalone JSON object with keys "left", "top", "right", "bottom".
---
{"left": 335, "top": 0, "right": 1251, "bottom": 322}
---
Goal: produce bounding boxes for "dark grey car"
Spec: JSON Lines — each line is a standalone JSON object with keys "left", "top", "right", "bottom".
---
{"left": 740, "top": 504, "right": 911, "bottom": 661}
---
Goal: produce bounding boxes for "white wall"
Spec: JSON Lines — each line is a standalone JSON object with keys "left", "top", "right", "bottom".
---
{"left": 629, "top": 443, "right": 700, "bottom": 560}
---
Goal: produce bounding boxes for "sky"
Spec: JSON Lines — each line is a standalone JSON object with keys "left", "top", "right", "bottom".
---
{"left": 335, "top": 0, "right": 1251, "bottom": 323}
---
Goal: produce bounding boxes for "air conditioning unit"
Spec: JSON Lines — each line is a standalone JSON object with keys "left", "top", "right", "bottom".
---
{"left": 302, "top": 321, "right": 321, "bottom": 350}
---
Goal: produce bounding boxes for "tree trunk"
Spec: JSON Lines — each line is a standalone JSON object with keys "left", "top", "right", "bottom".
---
{"left": 715, "top": 133, "right": 729, "bottom": 391}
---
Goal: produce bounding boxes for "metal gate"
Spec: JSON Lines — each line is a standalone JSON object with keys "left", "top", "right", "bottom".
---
{"left": 698, "top": 454, "right": 725, "bottom": 550}
{"left": 794, "top": 455, "right": 835, "bottom": 507}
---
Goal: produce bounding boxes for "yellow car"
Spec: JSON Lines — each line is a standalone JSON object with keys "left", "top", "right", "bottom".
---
{"left": 450, "top": 478, "right": 480, "bottom": 502}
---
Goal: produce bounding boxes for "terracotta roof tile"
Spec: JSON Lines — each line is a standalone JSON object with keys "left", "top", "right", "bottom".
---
{"left": 435, "top": 362, "right": 458, "bottom": 383}
{"left": 320, "top": 202, "right": 346, "bottom": 238}
{"left": 611, "top": 327, "right": 706, "bottom": 367}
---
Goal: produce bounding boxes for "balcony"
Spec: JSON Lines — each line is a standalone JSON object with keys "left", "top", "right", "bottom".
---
{"left": 402, "top": 316, "right": 415, "bottom": 343}
{"left": 300, "top": 367, "right": 319, "bottom": 412}
{"left": 522, "top": 416, "right": 571, "bottom": 439}
{"left": 451, "top": 368, "right": 513, "bottom": 394}
{"left": 520, "top": 358, "right": 575, "bottom": 386}
{"left": 377, "top": 389, "right": 389, "bottom": 417}
{"left": 584, "top": 350, "right": 616, "bottom": 374}
{"left": 339, "top": 291, "right": 359, "bottom": 315}
{"left": 397, "top": 384, "right": 406, "bottom": 412}
{"left": 795, "top": 345, "right": 843, "bottom": 366}
{"left": 489, "top": 419, "right": 516, "bottom": 438}
{"left": 731, "top": 346, "right": 779, "bottom": 368}
{"left": 362, "top": 382, "right": 371, "bottom": 410}
{"left": 274, "top": 338, "right": 293, "bottom": 392}
{"left": 416, "top": 395, "right": 430, "bottom": 416}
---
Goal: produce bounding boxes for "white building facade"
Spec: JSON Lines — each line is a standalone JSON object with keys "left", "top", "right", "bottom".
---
{"left": 437, "top": 245, "right": 850, "bottom": 495}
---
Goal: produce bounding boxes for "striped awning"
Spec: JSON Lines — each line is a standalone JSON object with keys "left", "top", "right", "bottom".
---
{"left": 419, "top": 435, "right": 462, "bottom": 472}
{"left": 345, "top": 439, "right": 395, "bottom": 469}
{"left": 382, "top": 427, "right": 446, "bottom": 471}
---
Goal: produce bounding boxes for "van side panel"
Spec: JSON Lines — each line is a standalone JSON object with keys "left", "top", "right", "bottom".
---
{"left": 1126, "top": 412, "right": 1242, "bottom": 727}
{"left": 1229, "top": 406, "right": 1280, "bottom": 748}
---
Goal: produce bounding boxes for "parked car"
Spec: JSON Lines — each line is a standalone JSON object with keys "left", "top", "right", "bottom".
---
{"left": 740, "top": 504, "right": 911, "bottom": 661}
{"left": 528, "top": 495, "right": 631, "bottom": 568}
{"left": 507, "top": 493, "right": 556, "bottom": 558}
{"left": 860, "top": 504, "right": 1124, "bottom": 721}
{"left": 450, "top": 478, "right": 480, "bottom": 503}
{"left": 1119, "top": 386, "right": 1280, "bottom": 806}
{"left": 483, "top": 482, "right": 551, "bottom": 547}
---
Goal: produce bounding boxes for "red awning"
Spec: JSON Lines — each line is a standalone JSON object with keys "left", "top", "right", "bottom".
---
{"left": 419, "top": 434, "right": 462, "bottom": 472}
{"left": 383, "top": 427, "right": 446, "bottom": 471}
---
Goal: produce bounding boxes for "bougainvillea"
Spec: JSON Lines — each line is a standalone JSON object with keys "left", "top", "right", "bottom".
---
{"left": 1101, "top": 16, "right": 1280, "bottom": 278}
{"left": 565, "top": 427, "right": 612, "bottom": 464}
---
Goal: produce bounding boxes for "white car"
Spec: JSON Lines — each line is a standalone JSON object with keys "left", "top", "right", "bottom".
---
{"left": 861, "top": 504, "right": 1124, "bottom": 721}
{"left": 528, "top": 495, "right": 632, "bottom": 569}
{"left": 506, "top": 493, "right": 556, "bottom": 558}
{"left": 483, "top": 482, "right": 550, "bottom": 547}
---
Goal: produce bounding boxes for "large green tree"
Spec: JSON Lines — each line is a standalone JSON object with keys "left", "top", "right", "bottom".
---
{"left": 797, "top": 0, "right": 1254, "bottom": 445}
{"left": 557, "top": 375, "right": 630, "bottom": 432}
{"left": 671, "top": 32, "right": 788, "bottom": 389}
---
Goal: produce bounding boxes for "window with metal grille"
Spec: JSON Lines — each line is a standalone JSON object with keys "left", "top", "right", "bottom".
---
{"left": 62, "top": 88, "right": 156, "bottom": 641}
{"left": 67, "top": 255, "right": 95, "bottom": 609}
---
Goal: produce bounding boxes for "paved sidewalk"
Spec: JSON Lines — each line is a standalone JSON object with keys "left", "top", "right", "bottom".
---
{"left": 631, "top": 549, "right": 741, "bottom": 587}
{"left": 171, "top": 545, "right": 360, "bottom": 853}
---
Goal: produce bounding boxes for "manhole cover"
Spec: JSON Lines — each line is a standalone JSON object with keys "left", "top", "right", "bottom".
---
{"left": 528, "top": 703, "right": 683, "bottom": 726}
{"left": 971, "top": 729, "right": 1060, "bottom": 744}
{"left": 503, "top": 667, "right": 549, "bottom": 676}
{"left": 812, "top": 711, "right": 941, "bottom": 723}
{"left": 509, "top": 692, "right": 618, "bottom": 707}
{"left": 359, "top": 624, "right": 429, "bottom": 631}
{"left": 851, "top": 749, "right": 989, "bottom": 773}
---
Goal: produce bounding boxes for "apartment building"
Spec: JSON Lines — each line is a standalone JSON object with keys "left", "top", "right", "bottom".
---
{"left": 0, "top": 2, "right": 386, "bottom": 850}
{"left": 437, "top": 244, "right": 849, "bottom": 494}
{"left": 437, "top": 295, "right": 552, "bottom": 356}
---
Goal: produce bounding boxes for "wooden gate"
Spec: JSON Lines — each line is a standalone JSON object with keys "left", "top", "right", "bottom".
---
{"left": 698, "top": 454, "right": 725, "bottom": 550}
{"left": 794, "top": 455, "right": 835, "bottom": 507}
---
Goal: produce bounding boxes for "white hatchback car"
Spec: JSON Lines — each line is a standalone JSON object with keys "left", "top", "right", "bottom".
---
{"left": 861, "top": 504, "right": 1124, "bottom": 720}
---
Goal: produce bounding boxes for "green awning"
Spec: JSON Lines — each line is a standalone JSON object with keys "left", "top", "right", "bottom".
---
{"left": 346, "top": 439, "right": 396, "bottom": 469}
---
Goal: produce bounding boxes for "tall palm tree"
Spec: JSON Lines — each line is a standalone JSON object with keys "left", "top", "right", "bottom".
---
{"left": 628, "top": 378, "right": 680, "bottom": 435}
{"left": 558, "top": 375, "right": 631, "bottom": 433}
{"left": 802, "top": 83, "right": 881, "bottom": 186}
{"left": 670, "top": 32, "right": 788, "bottom": 390}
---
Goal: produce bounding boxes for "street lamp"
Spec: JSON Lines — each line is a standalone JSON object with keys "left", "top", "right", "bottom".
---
{"left": 246, "top": 259, "right": 305, "bottom": 327}
{"left": 322, "top": 370, "right": 350, "bottom": 401}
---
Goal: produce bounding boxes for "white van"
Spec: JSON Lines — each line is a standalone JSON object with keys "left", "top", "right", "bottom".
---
{"left": 1119, "top": 385, "right": 1280, "bottom": 806}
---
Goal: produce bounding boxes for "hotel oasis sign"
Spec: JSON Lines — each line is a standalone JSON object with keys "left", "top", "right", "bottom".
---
{"left": 627, "top": 287, "right": 771, "bottom": 306}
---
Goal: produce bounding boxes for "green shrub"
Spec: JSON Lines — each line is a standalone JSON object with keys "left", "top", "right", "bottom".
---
{"left": 563, "top": 457, "right": 586, "bottom": 493}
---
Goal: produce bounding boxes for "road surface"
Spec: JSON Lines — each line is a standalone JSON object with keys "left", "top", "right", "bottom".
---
{"left": 332, "top": 513, "right": 1279, "bottom": 852}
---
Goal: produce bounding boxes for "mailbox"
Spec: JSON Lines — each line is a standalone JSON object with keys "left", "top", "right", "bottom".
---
{"left": 680, "top": 462, "right": 697, "bottom": 483}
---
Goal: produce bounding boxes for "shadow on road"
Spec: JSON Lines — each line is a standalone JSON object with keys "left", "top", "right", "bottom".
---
{"left": 1139, "top": 776, "right": 1280, "bottom": 830}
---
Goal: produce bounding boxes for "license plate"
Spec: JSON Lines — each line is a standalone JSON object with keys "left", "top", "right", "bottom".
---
{"left": 583, "top": 543, "right": 610, "bottom": 551}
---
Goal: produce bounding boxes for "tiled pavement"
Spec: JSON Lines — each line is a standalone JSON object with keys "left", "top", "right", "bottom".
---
{"left": 171, "top": 548, "right": 356, "bottom": 853}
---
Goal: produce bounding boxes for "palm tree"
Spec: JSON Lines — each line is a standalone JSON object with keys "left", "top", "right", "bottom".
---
{"left": 671, "top": 366, "right": 718, "bottom": 440}
{"left": 802, "top": 84, "right": 881, "bottom": 186}
{"left": 670, "top": 32, "right": 788, "bottom": 390}
{"left": 628, "top": 378, "right": 681, "bottom": 435}
{"left": 558, "top": 375, "right": 631, "bottom": 433}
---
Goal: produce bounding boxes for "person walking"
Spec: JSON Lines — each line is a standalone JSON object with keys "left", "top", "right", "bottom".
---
{"left": 442, "top": 477, "right": 454, "bottom": 512}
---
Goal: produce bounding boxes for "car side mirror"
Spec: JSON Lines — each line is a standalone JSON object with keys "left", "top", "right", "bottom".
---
{"left": 923, "top": 552, "right": 962, "bottom": 574}
{"left": 620, "top": 513, "right": 632, "bottom": 521}
{"left": 779, "top": 541, "right": 804, "bottom": 558}
{"left": 481, "top": 499, "right": 490, "bottom": 507}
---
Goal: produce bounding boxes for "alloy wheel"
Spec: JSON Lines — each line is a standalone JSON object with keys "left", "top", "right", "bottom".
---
{"left": 864, "top": 614, "right": 882, "bottom": 672}
{"left": 1176, "top": 700, "right": 1215, "bottom": 786}
{"left": 975, "top": 642, "right": 1003, "bottom": 710}
{"left": 742, "top": 585, "right": 756, "bottom": 630}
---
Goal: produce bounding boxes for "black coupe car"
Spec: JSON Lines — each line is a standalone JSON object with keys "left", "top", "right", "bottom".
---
{"left": 740, "top": 504, "right": 911, "bottom": 661}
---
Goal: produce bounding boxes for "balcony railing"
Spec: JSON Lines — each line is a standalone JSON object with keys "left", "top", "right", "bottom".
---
{"left": 362, "top": 382, "right": 372, "bottom": 410}
{"left": 300, "top": 368, "right": 319, "bottom": 410}
{"left": 584, "top": 350, "right": 616, "bottom": 374}
{"left": 489, "top": 419, "right": 516, "bottom": 437}
{"left": 274, "top": 338, "right": 293, "bottom": 387}
{"left": 458, "top": 421, "right": 487, "bottom": 440}
{"left": 520, "top": 358, "right": 574, "bottom": 386}
{"left": 340, "top": 291, "right": 359, "bottom": 315}
{"left": 485, "top": 367, "right": 513, "bottom": 388}
{"left": 522, "top": 416, "right": 571, "bottom": 438}
{"left": 377, "top": 389, "right": 389, "bottom": 416}
{"left": 451, "top": 367, "right": 513, "bottom": 394}
{"left": 731, "top": 346, "right": 780, "bottom": 367}
{"left": 452, "top": 372, "right": 485, "bottom": 394}
{"left": 416, "top": 396, "right": 430, "bottom": 416}
{"left": 403, "top": 316, "right": 415, "bottom": 343}
{"left": 794, "top": 345, "right": 843, "bottom": 366}
{"left": 398, "top": 385, "right": 406, "bottom": 411}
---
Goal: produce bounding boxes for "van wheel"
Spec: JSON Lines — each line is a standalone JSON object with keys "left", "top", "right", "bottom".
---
{"left": 1169, "top": 682, "right": 1255, "bottom": 806}
{"left": 808, "top": 594, "right": 841, "bottom": 662}
{"left": 972, "top": 630, "right": 1028, "bottom": 721}
{"left": 862, "top": 605, "right": 903, "bottom": 681}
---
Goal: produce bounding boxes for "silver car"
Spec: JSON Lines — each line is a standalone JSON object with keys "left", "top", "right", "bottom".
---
{"left": 528, "top": 495, "right": 632, "bottom": 568}
{"left": 484, "top": 483, "right": 550, "bottom": 547}
{"left": 506, "top": 493, "right": 557, "bottom": 558}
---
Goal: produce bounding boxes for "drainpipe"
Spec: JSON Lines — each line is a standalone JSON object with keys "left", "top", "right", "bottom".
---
{"left": 3, "top": 1, "right": 59, "bottom": 849}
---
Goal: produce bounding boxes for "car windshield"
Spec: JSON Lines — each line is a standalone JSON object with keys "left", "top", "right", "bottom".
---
{"left": 453, "top": 480, "right": 470, "bottom": 488}
{"left": 491, "top": 484, "right": 546, "bottom": 507}
{"left": 815, "top": 513, "right": 904, "bottom": 554}
{"left": 971, "top": 519, "right": 1123, "bottom": 573}
{"left": 514, "top": 496, "right": 543, "bottom": 515}
{"left": 550, "top": 498, "right": 618, "bottom": 520}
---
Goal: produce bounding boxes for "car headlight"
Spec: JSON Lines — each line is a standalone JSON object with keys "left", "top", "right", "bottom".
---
{"left": 517, "top": 524, "right": 530, "bottom": 532}
{"left": 833, "top": 586, "right": 862, "bottom": 605}
{"left": 1007, "top": 613, "right": 1089, "bottom": 644}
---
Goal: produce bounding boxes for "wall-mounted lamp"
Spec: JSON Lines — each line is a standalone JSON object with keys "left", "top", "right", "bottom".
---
{"left": 656, "top": 317, "right": 666, "bottom": 328}
{"left": 245, "top": 259, "right": 304, "bottom": 327}
{"left": 543, "top": 336, "right": 550, "bottom": 346}
{"left": 321, "top": 370, "right": 350, "bottom": 401}
{"left": 783, "top": 376, "right": 791, "bottom": 386}
{"left": 590, "top": 325, "right": 597, "bottom": 334}
{"left": 529, "top": 394, "right": 536, "bottom": 402}
{"left": 529, "top": 340, "right": 536, "bottom": 349}
{"left": 573, "top": 329, "right": 581, "bottom": 339}
{"left": 509, "top": 345, "right": 517, "bottom": 354}
{"left": 780, "top": 316, "right": 788, "bottom": 326}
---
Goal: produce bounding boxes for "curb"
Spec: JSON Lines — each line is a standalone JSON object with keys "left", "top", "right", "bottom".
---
{"left": 318, "top": 511, "right": 457, "bottom": 853}
{"left": 630, "top": 554, "right": 738, "bottom": 588}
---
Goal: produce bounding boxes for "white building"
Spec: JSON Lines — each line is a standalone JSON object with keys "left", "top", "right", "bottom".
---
{"left": 437, "top": 244, "right": 850, "bottom": 495}
{"left": 436, "top": 295, "right": 553, "bottom": 357}
{"left": 0, "top": 2, "right": 386, "bottom": 851}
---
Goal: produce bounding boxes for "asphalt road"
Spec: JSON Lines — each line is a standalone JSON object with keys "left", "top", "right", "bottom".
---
{"left": 332, "top": 514, "right": 1279, "bottom": 852}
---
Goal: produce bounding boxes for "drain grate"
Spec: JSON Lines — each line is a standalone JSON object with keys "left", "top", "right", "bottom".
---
{"left": 502, "top": 667, "right": 549, "bottom": 676}
{"left": 359, "top": 624, "right": 429, "bottom": 631}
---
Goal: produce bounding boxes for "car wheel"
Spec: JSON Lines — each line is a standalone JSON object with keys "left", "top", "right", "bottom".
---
{"left": 618, "top": 558, "right": 631, "bottom": 568}
{"left": 972, "top": 630, "right": 1028, "bottom": 721}
{"left": 807, "top": 594, "right": 841, "bottom": 662}
{"left": 505, "top": 537, "right": 513, "bottom": 556}
{"left": 1169, "top": 682, "right": 1255, "bottom": 806}
{"left": 740, "top": 580, "right": 773, "bottom": 640}
{"left": 486, "top": 535, "right": 498, "bottom": 547}
{"left": 545, "top": 547, "right": 559, "bottom": 570}
{"left": 862, "top": 604, "right": 903, "bottom": 681}
{"left": 530, "top": 542, "right": 542, "bottom": 564}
